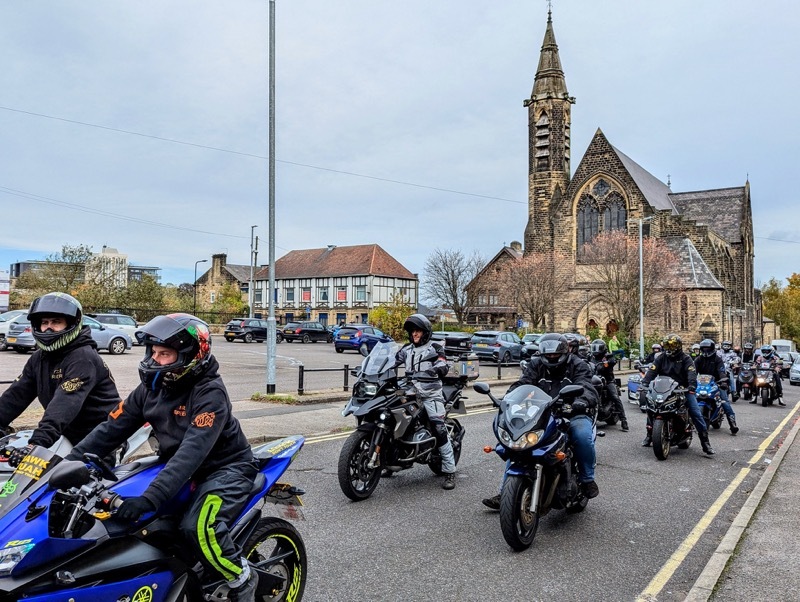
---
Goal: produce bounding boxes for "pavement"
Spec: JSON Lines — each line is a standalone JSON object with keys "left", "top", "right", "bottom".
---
{"left": 8, "top": 373, "right": 799, "bottom": 600}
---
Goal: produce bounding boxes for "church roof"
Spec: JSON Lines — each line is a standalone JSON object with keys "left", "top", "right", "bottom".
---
{"left": 663, "top": 238, "right": 724, "bottom": 289}
{"left": 530, "top": 10, "right": 571, "bottom": 101}
{"left": 669, "top": 187, "right": 747, "bottom": 243}
{"left": 610, "top": 144, "right": 678, "bottom": 214}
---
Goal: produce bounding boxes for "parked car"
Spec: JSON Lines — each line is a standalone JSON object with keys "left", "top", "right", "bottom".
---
{"left": 83, "top": 316, "right": 133, "bottom": 355}
{"left": 520, "top": 332, "right": 545, "bottom": 360}
{"left": 282, "top": 321, "right": 332, "bottom": 343}
{"left": 4, "top": 315, "right": 131, "bottom": 355}
{"left": 0, "top": 310, "right": 29, "bottom": 351}
{"left": 430, "top": 331, "right": 473, "bottom": 360}
{"left": 224, "top": 318, "right": 280, "bottom": 343}
{"left": 89, "top": 313, "right": 140, "bottom": 344}
{"left": 790, "top": 358, "right": 800, "bottom": 386}
{"left": 334, "top": 324, "right": 392, "bottom": 354}
{"left": 778, "top": 352, "right": 800, "bottom": 378}
{"left": 470, "top": 330, "right": 524, "bottom": 364}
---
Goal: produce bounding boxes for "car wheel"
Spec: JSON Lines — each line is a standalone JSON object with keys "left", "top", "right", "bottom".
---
{"left": 359, "top": 343, "right": 369, "bottom": 355}
{"left": 327, "top": 335, "right": 333, "bottom": 343}
{"left": 14, "top": 347, "right": 29, "bottom": 354}
{"left": 225, "top": 336, "right": 235, "bottom": 342}
{"left": 108, "top": 338, "right": 127, "bottom": 355}
{"left": 0, "top": 336, "right": 6, "bottom": 352}
{"left": 302, "top": 334, "right": 311, "bottom": 344}
{"left": 276, "top": 332, "right": 284, "bottom": 344}
{"left": 500, "top": 351, "right": 511, "bottom": 365}
{"left": 244, "top": 332, "right": 254, "bottom": 344}
{"left": 336, "top": 347, "right": 344, "bottom": 354}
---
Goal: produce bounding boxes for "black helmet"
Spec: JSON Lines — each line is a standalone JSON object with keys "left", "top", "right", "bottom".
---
{"left": 743, "top": 342, "right": 754, "bottom": 351}
{"left": 590, "top": 338, "right": 607, "bottom": 359}
{"left": 563, "top": 333, "right": 579, "bottom": 354}
{"left": 137, "top": 313, "right": 212, "bottom": 391}
{"left": 721, "top": 341, "right": 732, "bottom": 352}
{"left": 661, "top": 334, "right": 683, "bottom": 358}
{"left": 402, "top": 313, "right": 432, "bottom": 347}
{"left": 760, "top": 345, "right": 773, "bottom": 359}
{"left": 699, "top": 338, "right": 716, "bottom": 358}
{"left": 652, "top": 343, "right": 662, "bottom": 351}
{"left": 28, "top": 292, "right": 84, "bottom": 352}
{"left": 538, "top": 333, "right": 569, "bottom": 370}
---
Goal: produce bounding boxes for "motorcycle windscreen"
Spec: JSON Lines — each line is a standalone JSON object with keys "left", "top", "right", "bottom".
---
{"left": 361, "top": 341, "right": 402, "bottom": 376}
{"left": 696, "top": 375, "right": 715, "bottom": 388}
{"left": 650, "top": 376, "right": 679, "bottom": 396}
{"left": 500, "top": 385, "right": 553, "bottom": 435}
{"left": 0, "top": 447, "right": 61, "bottom": 518}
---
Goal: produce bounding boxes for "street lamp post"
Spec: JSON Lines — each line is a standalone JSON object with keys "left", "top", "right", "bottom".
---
{"left": 249, "top": 225, "right": 257, "bottom": 318}
{"left": 193, "top": 259, "right": 208, "bottom": 316}
{"left": 638, "top": 217, "right": 654, "bottom": 359}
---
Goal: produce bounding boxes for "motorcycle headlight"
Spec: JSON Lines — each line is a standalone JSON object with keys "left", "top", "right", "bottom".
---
{"left": 498, "top": 427, "right": 543, "bottom": 450}
{"left": 0, "top": 542, "right": 35, "bottom": 577}
{"left": 355, "top": 382, "right": 378, "bottom": 397}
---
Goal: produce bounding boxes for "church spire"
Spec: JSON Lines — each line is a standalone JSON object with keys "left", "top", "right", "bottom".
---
{"left": 531, "top": 9, "right": 570, "bottom": 100}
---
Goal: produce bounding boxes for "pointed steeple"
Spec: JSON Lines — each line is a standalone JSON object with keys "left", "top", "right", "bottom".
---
{"left": 531, "top": 9, "right": 571, "bottom": 101}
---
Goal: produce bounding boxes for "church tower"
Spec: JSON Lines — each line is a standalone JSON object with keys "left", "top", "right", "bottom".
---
{"left": 524, "top": 9, "right": 575, "bottom": 254}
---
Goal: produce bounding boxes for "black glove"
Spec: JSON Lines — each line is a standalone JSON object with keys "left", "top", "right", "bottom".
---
{"left": 5, "top": 444, "right": 33, "bottom": 468}
{"left": 639, "top": 389, "right": 647, "bottom": 405}
{"left": 116, "top": 496, "right": 155, "bottom": 521}
{"left": 718, "top": 381, "right": 728, "bottom": 391}
{"left": 570, "top": 400, "right": 588, "bottom": 415}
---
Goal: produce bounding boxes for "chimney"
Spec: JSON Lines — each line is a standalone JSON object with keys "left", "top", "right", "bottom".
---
{"left": 510, "top": 241, "right": 523, "bottom": 252}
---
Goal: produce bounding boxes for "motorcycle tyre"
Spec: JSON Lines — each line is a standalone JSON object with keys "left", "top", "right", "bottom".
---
{"left": 652, "top": 418, "right": 671, "bottom": 461}
{"left": 604, "top": 414, "right": 618, "bottom": 426}
{"left": 743, "top": 389, "right": 751, "bottom": 400}
{"left": 712, "top": 417, "right": 722, "bottom": 429}
{"left": 242, "top": 517, "right": 307, "bottom": 602}
{"left": 500, "top": 475, "right": 540, "bottom": 552}
{"left": 428, "top": 418, "right": 463, "bottom": 475}
{"left": 338, "top": 430, "right": 381, "bottom": 501}
{"left": 761, "top": 388, "right": 770, "bottom": 406}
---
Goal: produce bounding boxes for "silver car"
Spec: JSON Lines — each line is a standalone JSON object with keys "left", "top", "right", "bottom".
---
{"left": 790, "top": 359, "right": 800, "bottom": 386}
{"left": 5, "top": 316, "right": 132, "bottom": 355}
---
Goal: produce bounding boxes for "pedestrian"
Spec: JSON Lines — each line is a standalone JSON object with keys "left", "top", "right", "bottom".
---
{"left": 608, "top": 334, "right": 624, "bottom": 361}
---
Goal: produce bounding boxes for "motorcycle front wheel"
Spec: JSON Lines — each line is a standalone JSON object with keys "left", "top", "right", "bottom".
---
{"left": 242, "top": 517, "right": 307, "bottom": 602}
{"left": 338, "top": 430, "right": 381, "bottom": 501}
{"left": 500, "top": 475, "right": 540, "bottom": 551}
{"left": 761, "top": 388, "right": 770, "bottom": 406}
{"left": 652, "top": 418, "right": 671, "bottom": 461}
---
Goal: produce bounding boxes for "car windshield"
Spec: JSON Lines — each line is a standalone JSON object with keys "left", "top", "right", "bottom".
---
{"left": 284, "top": 322, "right": 301, "bottom": 329}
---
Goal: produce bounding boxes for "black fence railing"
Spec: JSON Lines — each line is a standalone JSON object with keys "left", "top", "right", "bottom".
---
{"left": 297, "top": 365, "right": 351, "bottom": 396}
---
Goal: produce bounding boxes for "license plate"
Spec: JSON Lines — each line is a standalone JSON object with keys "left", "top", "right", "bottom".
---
{"left": 339, "top": 335, "right": 350, "bottom": 340}
{"left": 285, "top": 329, "right": 295, "bottom": 334}
{"left": 224, "top": 331, "right": 234, "bottom": 336}
{"left": 7, "top": 338, "right": 16, "bottom": 343}
{"left": 476, "top": 343, "right": 487, "bottom": 348}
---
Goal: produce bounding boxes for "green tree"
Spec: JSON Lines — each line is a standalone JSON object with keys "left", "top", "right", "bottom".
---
{"left": 368, "top": 295, "right": 415, "bottom": 341}
{"left": 763, "top": 275, "right": 800, "bottom": 341}
{"left": 211, "top": 283, "right": 248, "bottom": 315}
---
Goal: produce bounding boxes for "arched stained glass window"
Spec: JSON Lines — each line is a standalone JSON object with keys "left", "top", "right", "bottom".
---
{"left": 577, "top": 196, "right": 600, "bottom": 252}
{"left": 603, "top": 192, "right": 627, "bottom": 231}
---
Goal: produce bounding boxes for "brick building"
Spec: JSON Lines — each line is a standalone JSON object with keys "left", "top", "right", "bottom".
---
{"left": 474, "top": 10, "right": 760, "bottom": 347}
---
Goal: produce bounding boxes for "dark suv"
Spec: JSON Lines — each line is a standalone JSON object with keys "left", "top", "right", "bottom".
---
{"left": 282, "top": 321, "right": 333, "bottom": 343}
{"left": 430, "top": 331, "right": 473, "bottom": 360}
{"left": 224, "top": 318, "right": 282, "bottom": 343}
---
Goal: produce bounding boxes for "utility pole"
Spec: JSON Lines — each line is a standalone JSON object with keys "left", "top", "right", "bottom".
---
{"left": 266, "top": 0, "right": 277, "bottom": 394}
{"left": 249, "top": 225, "right": 257, "bottom": 318}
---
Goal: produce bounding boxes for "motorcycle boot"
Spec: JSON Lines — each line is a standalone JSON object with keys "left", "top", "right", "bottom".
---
{"left": 727, "top": 415, "right": 739, "bottom": 435}
{"left": 778, "top": 397, "right": 787, "bottom": 407}
{"left": 699, "top": 431, "right": 715, "bottom": 455}
{"left": 621, "top": 418, "right": 629, "bottom": 432}
{"left": 226, "top": 560, "right": 258, "bottom": 602}
{"left": 443, "top": 472, "right": 456, "bottom": 490}
{"left": 482, "top": 494, "right": 501, "bottom": 511}
{"left": 641, "top": 433, "right": 652, "bottom": 447}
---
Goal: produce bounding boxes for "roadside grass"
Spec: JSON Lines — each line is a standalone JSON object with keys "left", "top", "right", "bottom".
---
{"left": 250, "top": 392, "right": 298, "bottom": 403}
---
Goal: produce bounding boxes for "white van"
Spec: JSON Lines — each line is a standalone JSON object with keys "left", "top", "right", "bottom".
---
{"left": 771, "top": 339, "right": 796, "bottom": 353}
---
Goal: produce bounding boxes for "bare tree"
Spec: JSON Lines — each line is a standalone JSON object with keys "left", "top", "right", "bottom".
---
{"left": 580, "top": 231, "right": 681, "bottom": 343}
{"left": 422, "top": 249, "right": 485, "bottom": 325}
{"left": 497, "top": 250, "right": 572, "bottom": 330}
{"left": 13, "top": 244, "right": 94, "bottom": 300}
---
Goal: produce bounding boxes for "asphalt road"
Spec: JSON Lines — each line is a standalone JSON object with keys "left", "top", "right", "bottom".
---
{"left": 280, "top": 388, "right": 798, "bottom": 602}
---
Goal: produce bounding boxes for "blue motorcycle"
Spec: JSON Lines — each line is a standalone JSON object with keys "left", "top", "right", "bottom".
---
{"left": 0, "top": 436, "right": 307, "bottom": 601}
{"left": 473, "top": 381, "right": 592, "bottom": 551}
{"left": 696, "top": 374, "right": 724, "bottom": 430}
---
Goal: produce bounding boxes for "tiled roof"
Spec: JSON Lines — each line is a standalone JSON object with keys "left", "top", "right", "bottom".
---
{"left": 610, "top": 145, "right": 678, "bottom": 214}
{"left": 266, "top": 244, "right": 415, "bottom": 279}
{"left": 224, "top": 264, "right": 252, "bottom": 283}
{"left": 669, "top": 187, "right": 746, "bottom": 243}
{"left": 663, "top": 238, "right": 724, "bottom": 289}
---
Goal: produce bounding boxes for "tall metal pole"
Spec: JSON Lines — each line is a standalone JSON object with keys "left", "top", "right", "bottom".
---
{"left": 249, "top": 225, "right": 257, "bottom": 318}
{"left": 193, "top": 259, "right": 207, "bottom": 316}
{"left": 266, "top": 0, "right": 277, "bottom": 394}
{"left": 638, "top": 219, "right": 645, "bottom": 360}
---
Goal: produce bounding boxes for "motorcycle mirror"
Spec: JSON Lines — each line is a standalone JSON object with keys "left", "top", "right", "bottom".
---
{"left": 473, "top": 382, "right": 490, "bottom": 395}
{"left": 49, "top": 460, "right": 92, "bottom": 490}
{"left": 559, "top": 384, "right": 585, "bottom": 399}
{"left": 359, "top": 346, "right": 369, "bottom": 357}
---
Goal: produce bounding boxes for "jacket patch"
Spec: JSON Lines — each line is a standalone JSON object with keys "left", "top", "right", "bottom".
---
{"left": 51, "top": 368, "right": 63, "bottom": 380}
{"left": 110, "top": 400, "right": 125, "bottom": 420}
{"left": 60, "top": 378, "right": 84, "bottom": 393}
{"left": 193, "top": 412, "right": 215, "bottom": 428}
{"left": 174, "top": 405, "right": 187, "bottom": 417}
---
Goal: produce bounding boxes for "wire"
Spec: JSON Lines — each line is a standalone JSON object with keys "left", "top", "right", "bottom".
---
{"left": 755, "top": 236, "right": 800, "bottom": 245}
{"left": 0, "top": 105, "right": 524, "bottom": 205}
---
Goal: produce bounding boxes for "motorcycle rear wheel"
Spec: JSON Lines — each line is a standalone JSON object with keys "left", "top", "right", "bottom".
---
{"left": 338, "top": 430, "right": 381, "bottom": 501}
{"left": 652, "top": 418, "right": 671, "bottom": 461}
{"left": 500, "top": 475, "right": 540, "bottom": 551}
{"left": 242, "top": 517, "right": 307, "bottom": 602}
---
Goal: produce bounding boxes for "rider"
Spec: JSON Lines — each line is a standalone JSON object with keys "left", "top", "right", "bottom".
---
{"left": 589, "top": 339, "right": 628, "bottom": 432}
{"left": 751, "top": 344, "right": 786, "bottom": 406}
{"left": 639, "top": 334, "right": 715, "bottom": 455}
{"left": 644, "top": 343, "right": 662, "bottom": 364}
{"left": 395, "top": 314, "right": 457, "bottom": 490}
{"left": 66, "top": 314, "right": 259, "bottom": 602}
{"left": 695, "top": 339, "right": 739, "bottom": 434}
{"left": 690, "top": 343, "right": 701, "bottom": 360}
{"left": 482, "top": 333, "right": 600, "bottom": 509}
{"left": 720, "top": 341, "right": 739, "bottom": 393}
{"left": 741, "top": 342, "right": 756, "bottom": 364}
{"left": 0, "top": 292, "right": 120, "bottom": 467}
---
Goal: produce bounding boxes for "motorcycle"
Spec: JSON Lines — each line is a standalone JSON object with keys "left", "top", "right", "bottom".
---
{"left": 626, "top": 361, "right": 648, "bottom": 412}
{"left": 0, "top": 435, "right": 307, "bottom": 601}
{"left": 738, "top": 362, "right": 755, "bottom": 401}
{"left": 592, "top": 374, "right": 621, "bottom": 426}
{"left": 754, "top": 360, "right": 779, "bottom": 406}
{"left": 643, "top": 376, "right": 693, "bottom": 461}
{"left": 695, "top": 375, "right": 724, "bottom": 430}
{"left": 338, "top": 341, "right": 467, "bottom": 501}
{"left": 473, "top": 380, "right": 592, "bottom": 551}
{"left": 725, "top": 358, "right": 741, "bottom": 402}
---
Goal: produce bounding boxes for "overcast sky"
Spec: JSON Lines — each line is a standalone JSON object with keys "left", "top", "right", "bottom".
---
{"left": 1, "top": 0, "right": 798, "bottom": 291}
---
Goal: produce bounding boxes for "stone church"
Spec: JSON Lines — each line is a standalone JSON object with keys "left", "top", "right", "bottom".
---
{"left": 470, "top": 10, "right": 760, "bottom": 348}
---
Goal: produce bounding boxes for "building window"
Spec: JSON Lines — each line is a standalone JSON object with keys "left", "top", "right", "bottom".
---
{"left": 664, "top": 295, "right": 672, "bottom": 330}
{"left": 534, "top": 112, "right": 550, "bottom": 172}
{"left": 301, "top": 287, "right": 311, "bottom": 302}
{"left": 577, "top": 196, "right": 600, "bottom": 252}
{"left": 254, "top": 290, "right": 262, "bottom": 305}
{"left": 318, "top": 287, "right": 329, "bottom": 303}
{"left": 336, "top": 287, "right": 347, "bottom": 302}
{"left": 355, "top": 285, "right": 367, "bottom": 302}
{"left": 488, "top": 291, "right": 498, "bottom": 305}
{"left": 209, "top": 291, "right": 216, "bottom": 304}
{"left": 285, "top": 288, "right": 295, "bottom": 302}
{"left": 478, "top": 293, "right": 487, "bottom": 305}
{"left": 603, "top": 192, "right": 627, "bottom": 231}
{"left": 680, "top": 295, "right": 689, "bottom": 330}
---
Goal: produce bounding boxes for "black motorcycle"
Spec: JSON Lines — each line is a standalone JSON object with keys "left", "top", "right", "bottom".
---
{"left": 643, "top": 376, "right": 692, "bottom": 460}
{"left": 473, "top": 381, "right": 591, "bottom": 551}
{"left": 591, "top": 373, "right": 622, "bottom": 427}
{"left": 738, "top": 362, "right": 755, "bottom": 401}
{"left": 338, "top": 342, "right": 467, "bottom": 501}
{"left": 754, "top": 360, "right": 779, "bottom": 406}
{"left": 725, "top": 358, "right": 741, "bottom": 402}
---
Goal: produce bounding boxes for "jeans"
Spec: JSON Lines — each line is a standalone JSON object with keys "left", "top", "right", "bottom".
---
{"left": 570, "top": 414, "right": 596, "bottom": 483}
{"left": 719, "top": 389, "right": 735, "bottom": 418}
{"left": 685, "top": 392, "right": 707, "bottom": 433}
{"left": 729, "top": 372, "right": 737, "bottom": 394}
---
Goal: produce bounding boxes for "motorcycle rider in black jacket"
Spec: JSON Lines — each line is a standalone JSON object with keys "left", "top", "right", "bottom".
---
{"left": 0, "top": 292, "right": 120, "bottom": 467}
{"left": 753, "top": 345, "right": 786, "bottom": 406}
{"left": 482, "top": 333, "right": 600, "bottom": 509}
{"left": 741, "top": 342, "right": 756, "bottom": 364}
{"left": 640, "top": 334, "right": 715, "bottom": 455}
{"left": 589, "top": 339, "right": 628, "bottom": 432}
{"left": 695, "top": 339, "right": 739, "bottom": 434}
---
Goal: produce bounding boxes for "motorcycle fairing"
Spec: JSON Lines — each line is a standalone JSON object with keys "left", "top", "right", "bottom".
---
{"left": 16, "top": 569, "right": 175, "bottom": 602}
{"left": 499, "top": 385, "right": 554, "bottom": 441}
